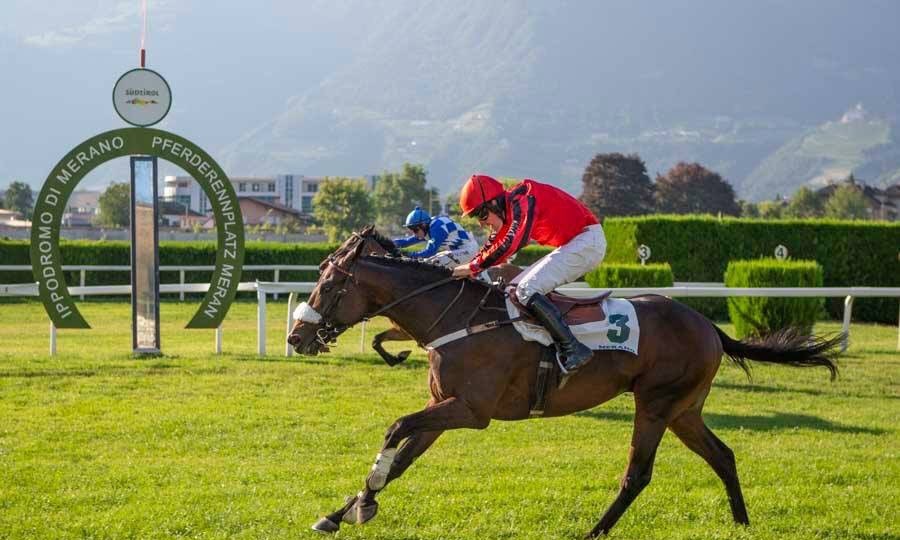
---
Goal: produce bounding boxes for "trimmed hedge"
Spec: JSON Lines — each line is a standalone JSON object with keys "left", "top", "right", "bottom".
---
{"left": 724, "top": 258, "right": 824, "bottom": 338}
{"left": 0, "top": 240, "right": 338, "bottom": 289}
{"left": 585, "top": 263, "right": 674, "bottom": 288}
{"left": 603, "top": 216, "right": 900, "bottom": 323}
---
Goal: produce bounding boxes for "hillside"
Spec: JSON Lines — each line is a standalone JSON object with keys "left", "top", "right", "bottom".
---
{"left": 745, "top": 106, "right": 897, "bottom": 200}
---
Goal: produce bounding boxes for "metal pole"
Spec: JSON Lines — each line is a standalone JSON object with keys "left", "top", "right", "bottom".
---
{"left": 896, "top": 301, "right": 899, "bottom": 352}
{"left": 215, "top": 325, "right": 222, "bottom": 355}
{"left": 50, "top": 321, "right": 57, "bottom": 356}
{"left": 257, "top": 282, "right": 266, "bottom": 356}
{"left": 841, "top": 296, "right": 854, "bottom": 352}
{"left": 80, "top": 269, "right": 86, "bottom": 300}
{"left": 179, "top": 269, "right": 185, "bottom": 301}
{"left": 285, "top": 291, "right": 296, "bottom": 357}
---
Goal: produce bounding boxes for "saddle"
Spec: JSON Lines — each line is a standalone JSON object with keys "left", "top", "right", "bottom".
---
{"left": 510, "top": 288, "right": 612, "bottom": 325}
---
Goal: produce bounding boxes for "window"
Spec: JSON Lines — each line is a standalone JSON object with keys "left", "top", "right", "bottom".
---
{"left": 301, "top": 196, "right": 313, "bottom": 213}
{"left": 252, "top": 183, "right": 260, "bottom": 192}
{"left": 268, "top": 183, "right": 276, "bottom": 192}
{"left": 305, "top": 183, "right": 318, "bottom": 193}
{"left": 285, "top": 176, "right": 294, "bottom": 208}
{"left": 238, "top": 182, "right": 246, "bottom": 192}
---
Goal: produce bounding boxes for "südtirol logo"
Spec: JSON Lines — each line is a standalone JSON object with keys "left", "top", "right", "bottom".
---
{"left": 113, "top": 69, "right": 171, "bottom": 127}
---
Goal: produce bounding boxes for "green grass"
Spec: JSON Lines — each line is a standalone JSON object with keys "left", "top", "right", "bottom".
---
{"left": 1, "top": 300, "right": 898, "bottom": 539}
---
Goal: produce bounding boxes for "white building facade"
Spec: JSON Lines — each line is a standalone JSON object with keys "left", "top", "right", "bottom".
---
{"left": 162, "top": 174, "right": 378, "bottom": 216}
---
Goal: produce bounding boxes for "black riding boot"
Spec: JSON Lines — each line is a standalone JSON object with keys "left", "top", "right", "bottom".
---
{"left": 527, "top": 293, "right": 593, "bottom": 373}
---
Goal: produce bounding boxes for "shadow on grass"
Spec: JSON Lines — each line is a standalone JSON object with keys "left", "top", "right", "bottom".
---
{"left": 714, "top": 381, "right": 900, "bottom": 401}
{"left": 575, "top": 409, "right": 886, "bottom": 435}
{"left": 232, "top": 352, "right": 428, "bottom": 369}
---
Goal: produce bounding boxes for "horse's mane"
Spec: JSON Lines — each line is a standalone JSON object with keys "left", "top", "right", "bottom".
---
{"left": 360, "top": 254, "right": 452, "bottom": 278}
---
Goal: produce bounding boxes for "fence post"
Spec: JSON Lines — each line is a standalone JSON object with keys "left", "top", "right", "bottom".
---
{"left": 215, "top": 325, "right": 222, "bottom": 355}
{"left": 50, "top": 321, "right": 57, "bottom": 356}
{"left": 841, "top": 296, "right": 854, "bottom": 352}
{"left": 257, "top": 282, "right": 266, "bottom": 356}
{"left": 179, "top": 269, "right": 185, "bottom": 301}
{"left": 360, "top": 320, "right": 367, "bottom": 353}
{"left": 274, "top": 269, "right": 280, "bottom": 300}
{"left": 79, "top": 269, "right": 85, "bottom": 301}
{"left": 285, "top": 291, "right": 296, "bottom": 357}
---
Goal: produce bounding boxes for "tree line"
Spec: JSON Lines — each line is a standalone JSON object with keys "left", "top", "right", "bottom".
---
{"left": 3, "top": 155, "right": 887, "bottom": 239}
{"left": 579, "top": 153, "right": 881, "bottom": 221}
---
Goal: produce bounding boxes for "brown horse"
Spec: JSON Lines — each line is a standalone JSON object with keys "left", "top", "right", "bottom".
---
{"left": 287, "top": 227, "right": 841, "bottom": 538}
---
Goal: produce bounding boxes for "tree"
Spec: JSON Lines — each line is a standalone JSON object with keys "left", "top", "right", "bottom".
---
{"left": 580, "top": 153, "right": 654, "bottom": 217}
{"left": 313, "top": 177, "right": 374, "bottom": 241}
{"left": 738, "top": 200, "right": 759, "bottom": 218}
{"left": 372, "top": 163, "right": 429, "bottom": 229}
{"left": 785, "top": 186, "right": 824, "bottom": 218}
{"left": 95, "top": 182, "right": 130, "bottom": 228}
{"left": 654, "top": 162, "right": 740, "bottom": 216}
{"left": 4, "top": 181, "right": 34, "bottom": 219}
{"left": 757, "top": 200, "right": 785, "bottom": 219}
{"left": 824, "top": 184, "right": 870, "bottom": 220}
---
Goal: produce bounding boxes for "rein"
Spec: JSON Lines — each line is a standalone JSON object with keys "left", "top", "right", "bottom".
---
{"left": 309, "top": 237, "right": 519, "bottom": 350}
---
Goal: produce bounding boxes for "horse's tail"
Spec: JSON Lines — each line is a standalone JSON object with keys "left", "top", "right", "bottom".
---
{"left": 713, "top": 325, "right": 841, "bottom": 381}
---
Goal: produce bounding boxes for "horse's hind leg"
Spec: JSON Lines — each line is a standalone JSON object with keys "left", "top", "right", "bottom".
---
{"left": 372, "top": 327, "right": 412, "bottom": 366}
{"left": 587, "top": 411, "right": 668, "bottom": 538}
{"left": 668, "top": 409, "right": 749, "bottom": 525}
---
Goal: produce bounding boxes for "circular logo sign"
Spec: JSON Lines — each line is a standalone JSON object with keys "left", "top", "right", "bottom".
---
{"left": 112, "top": 68, "right": 172, "bottom": 127}
{"left": 774, "top": 244, "right": 789, "bottom": 261}
{"left": 637, "top": 244, "right": 652, "bottom": 262}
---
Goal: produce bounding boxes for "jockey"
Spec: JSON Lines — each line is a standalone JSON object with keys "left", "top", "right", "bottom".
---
{"left": 452, "top": 174, "right": 606, "bottom": 373}
{"left": 393, "top": 206, "right": 480, "bottom": 268}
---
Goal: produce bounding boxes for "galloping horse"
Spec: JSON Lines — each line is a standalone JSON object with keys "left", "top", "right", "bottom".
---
{"left": 287, "top": 227, "right": 841, "bottom": 538}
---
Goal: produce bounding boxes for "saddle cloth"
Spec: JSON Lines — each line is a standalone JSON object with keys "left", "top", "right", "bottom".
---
{"left": 505, "top": 295, "right": 641, "bottom": 355}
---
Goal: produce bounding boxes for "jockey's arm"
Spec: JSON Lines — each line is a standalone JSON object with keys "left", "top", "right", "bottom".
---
{"left": 392, "top": 235, "right": 422, "bottom": 249}
{"left": 408, "top": 222, "right": 445, "bottom": 258}
{"left": 468, "top": 193, "right": 534, "bottom": 274}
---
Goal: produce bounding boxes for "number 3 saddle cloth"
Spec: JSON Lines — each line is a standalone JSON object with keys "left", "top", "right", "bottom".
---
{"left": 506, "top": 290, "right": 641, "bottom": 355}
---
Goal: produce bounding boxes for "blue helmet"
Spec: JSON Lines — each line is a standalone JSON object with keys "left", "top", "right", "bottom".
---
{"left": 403, "top": 206, "right": 431, "bottom": 228}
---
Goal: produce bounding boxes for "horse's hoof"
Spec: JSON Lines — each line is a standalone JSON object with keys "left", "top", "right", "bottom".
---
{"left": 311, "top": 517, "right": 340, "bottom": 534}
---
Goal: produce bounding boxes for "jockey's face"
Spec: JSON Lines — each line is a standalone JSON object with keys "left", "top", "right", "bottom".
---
{"left": 478, "top": 209, "right": 503, "bottom": 233}
{"left": 409, "top": 225, "right": 427, "bottom": 240}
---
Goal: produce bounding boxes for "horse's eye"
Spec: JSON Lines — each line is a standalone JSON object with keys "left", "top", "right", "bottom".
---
{"left": 322, "top": 285, "right": 333, "bottom": 293}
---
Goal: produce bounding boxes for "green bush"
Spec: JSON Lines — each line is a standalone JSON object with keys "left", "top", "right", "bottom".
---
{"left": 603, "top": 216, "right": 900, "bottom": 322}
{"left": 724, "top": 258, "right": 824, "bottom": 338}
{"left": 584, "top": 263, "right": 674, "bottom": 288}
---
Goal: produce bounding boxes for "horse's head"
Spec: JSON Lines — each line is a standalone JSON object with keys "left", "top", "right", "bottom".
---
{"left": 287, "top": 226, "right": 400, "bottom": 355}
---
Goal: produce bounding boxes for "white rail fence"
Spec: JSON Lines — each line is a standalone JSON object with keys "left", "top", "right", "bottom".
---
{"left": 0, "top": 264, "right": 318, "bottom": 300}
{"left": 2, "top": 279, "right": 898, "bottom": 356}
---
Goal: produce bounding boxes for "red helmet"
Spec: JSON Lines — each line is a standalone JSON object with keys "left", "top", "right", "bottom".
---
{"left": 459, "top": 174, "right": 505, "bottom": 216}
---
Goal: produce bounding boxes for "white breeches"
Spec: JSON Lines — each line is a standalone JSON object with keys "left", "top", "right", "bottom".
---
{"left": 514, "top": 224, "right": 606, "bottom": 305}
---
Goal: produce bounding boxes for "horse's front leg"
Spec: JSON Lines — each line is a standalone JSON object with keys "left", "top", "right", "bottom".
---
{"left": 312, "top": 397, "right": 489, "bottom": 532}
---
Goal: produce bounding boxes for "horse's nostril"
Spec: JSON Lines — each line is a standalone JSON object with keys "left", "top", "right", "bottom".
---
{"left": 287, "top": 334, "right": 300, "bottom": 346}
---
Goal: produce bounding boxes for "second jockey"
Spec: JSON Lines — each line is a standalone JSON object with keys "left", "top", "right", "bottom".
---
{"left": 393, "top": 206, "right": 479, "bottom": 268}
{"left": 452, "top": 174, "right": 606, "bottom": 374}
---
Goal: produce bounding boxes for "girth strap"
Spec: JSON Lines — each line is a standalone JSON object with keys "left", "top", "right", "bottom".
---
{"left": 425, "top": 317, "right": 520, "bottom": 351}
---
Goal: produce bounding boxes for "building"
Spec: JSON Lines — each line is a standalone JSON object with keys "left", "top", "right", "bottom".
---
{"left": 63, "top": 190, "right": 100, "bottom": 227}
{"left": 158, "top": 200, "right": 207, "bottom": 229}
{"left": 162, "top": 174, "right": 378, "bottom": 217}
